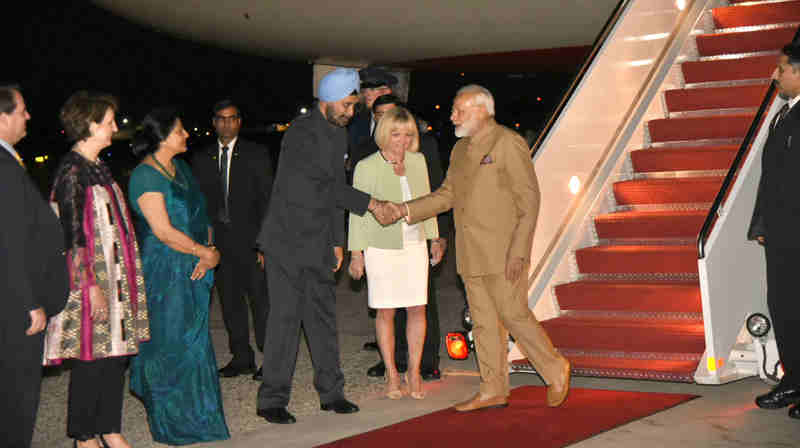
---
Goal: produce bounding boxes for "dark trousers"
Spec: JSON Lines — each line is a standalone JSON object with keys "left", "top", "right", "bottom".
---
{"left": 764, "top": 245, "right": 800, "bottom": 388}
{"left": 393, "top": 264, "right": 441, "bottom": 370}
{"left": 257, "top": 263, "right": 344, "bottom": 409}
{"left": 0, "top": 330, "right": 44, "bottom": 447}
{"left": 215, "top": 224, "right": 270, "bottom": 366}
{"left": 67, "top": 357, "right": 128, "bottom": 438}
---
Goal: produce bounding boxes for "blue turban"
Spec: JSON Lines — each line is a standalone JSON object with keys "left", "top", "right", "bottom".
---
{"left": 318, "top": 68, "right": 360, "bottom": 102}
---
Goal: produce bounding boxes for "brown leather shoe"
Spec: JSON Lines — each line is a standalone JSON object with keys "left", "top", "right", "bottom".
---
{"left": 546, "top": 359, "right": 571, "bottom": 407}
{"left": 454, "top": 393, "right": 509, "bottom": 412}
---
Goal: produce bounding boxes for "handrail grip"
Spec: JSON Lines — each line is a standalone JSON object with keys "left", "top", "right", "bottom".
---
{"left": 529, "top": 0, "right": 632, "bottom": 158}
{"left": 696, "top": 26, "right": 800, "bottom": 259}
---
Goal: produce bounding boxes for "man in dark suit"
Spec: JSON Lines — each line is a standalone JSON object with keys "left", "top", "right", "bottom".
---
{"left": 353, "top": 94, "right": 451, "bottom": 381}
{"left": 0, "top": 84, "right": 69, "bottom": 447}
{"left": 191, "top": 99, "right": 273, "bottom": 380}
{"left": 749, "top": 43, "right": 800, "bottom": 420}
{"left": 254, "top": 68, "right": 393, "bottom": 425}
{"left": 347, "top": 66, "right": 397, "bottom": 171}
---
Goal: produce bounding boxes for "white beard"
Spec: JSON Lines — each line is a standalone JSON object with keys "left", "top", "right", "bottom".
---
{"left": 455, "top": 120, "right": 475, "bottom": 138}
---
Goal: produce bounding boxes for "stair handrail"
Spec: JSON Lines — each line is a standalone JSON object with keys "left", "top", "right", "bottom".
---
{"left": 529, "top": 0, "right": 632, "bottom": 158}
{"left": 527, "top": 0, "right": 708, "bottom": 299}
{"left": 697, "top": 26, "right": 800, "bottom": 259}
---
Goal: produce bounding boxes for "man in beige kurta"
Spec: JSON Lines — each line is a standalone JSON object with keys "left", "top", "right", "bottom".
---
{"left": 393, "top": 85, "right": 570, "bottom": 411}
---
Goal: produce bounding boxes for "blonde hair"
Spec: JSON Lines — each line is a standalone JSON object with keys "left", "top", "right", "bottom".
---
{"left": 374, "top": 106, "right": 420, "bottom": 153}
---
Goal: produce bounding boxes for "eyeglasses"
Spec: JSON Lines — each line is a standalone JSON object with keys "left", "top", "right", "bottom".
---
{"left": 214, "top": 114, "right": 241, "bottom": 123}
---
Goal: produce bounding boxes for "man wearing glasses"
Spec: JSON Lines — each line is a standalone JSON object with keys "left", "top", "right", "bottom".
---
{"left": 192, "top": 99, "right": 274, "bottom": 381}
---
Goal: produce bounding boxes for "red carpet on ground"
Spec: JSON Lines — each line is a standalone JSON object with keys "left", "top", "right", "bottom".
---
{"left": 315, "top": 386, "right": 698, "bottom": 448}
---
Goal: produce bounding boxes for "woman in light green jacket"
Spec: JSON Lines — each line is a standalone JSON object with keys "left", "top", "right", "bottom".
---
{"left": 348, "top": 107, "right": 439, "bottom": 400}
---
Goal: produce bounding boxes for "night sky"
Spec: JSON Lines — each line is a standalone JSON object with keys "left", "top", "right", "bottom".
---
{"left": 13, "top": 2, "right": 313, "bottom": 139}
{"left": 11, "top": 1, "right": 576, "bottom": 191}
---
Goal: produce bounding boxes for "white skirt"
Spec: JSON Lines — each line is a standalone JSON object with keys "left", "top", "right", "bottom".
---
{"left": 364, "top": 241, "right": 429, "bottom": 309}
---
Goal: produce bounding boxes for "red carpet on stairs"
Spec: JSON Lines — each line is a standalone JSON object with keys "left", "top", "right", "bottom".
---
{"left": 314, "top": 387, "right": 698, "bottom": 448}
{"left": 531, "top": 0, "right": 793, "bottom": 384}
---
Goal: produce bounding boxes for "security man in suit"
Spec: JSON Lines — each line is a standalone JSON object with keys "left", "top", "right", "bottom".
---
{"left": 749, "top": 42, "right": 800, "bottom": 420}
{"left": 389, "top": 85, "right": 571, "bottom": 412}
{"left": 254, "top": 68, "right": 393, "bottom": 424}
{"left": 347, "top": 66, "right": 398, "bottom": 171}
{"left": 191, "top": 99, "right": 273, "bottom": 380}
{"left": 0, "top": 84, "right": 69, "bottom": 447}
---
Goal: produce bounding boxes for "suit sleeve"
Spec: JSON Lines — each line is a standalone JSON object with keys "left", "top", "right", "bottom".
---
{"left": 748, "top": 169, "right": 766, "bottom": 240}
{"left": 348, "top": 161, "right": 371, "bottom": 251}
{"left": 504, "top": 134, "right": 540, "bottom": 261}
{"left": 421, "top": 137, "right": 451, "bottom": 239}
{"left": 406, "top": 148, "right": 456, "bottom": 224}
{"left": 254, "top": 144, "right": 275, "bottom": 238}
{"left": 335, "top": 182, "right": 371, "bottom": 216}
{"left": 0, "top": 164, "right": 37, "bottom": 313}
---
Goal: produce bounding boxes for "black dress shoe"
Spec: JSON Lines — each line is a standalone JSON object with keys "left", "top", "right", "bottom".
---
{"left": 257, "top": 407, "right": 296, "bottom": 424}
{"left": 367, "top": 361, "right": 385, "bottom": 377}
{"left": 421, "top": 367, "right": 441, "bottom": 381}
{"left": 252, "top": 366, "right": 263, "bottom": 381}
{"left": 218, "top": 361, "right": 256, "bottom": 378}
{"left": 363, "top": 341, "right": 379, "bottom": 351}
{"left": 321, "top": 398, "right": 360, "bottom": 414}
{"left": 755, "top": 387, "right": 800, "bottom": 409}
{"left": 789, "top": 404, "right": 800, "bottom": 419}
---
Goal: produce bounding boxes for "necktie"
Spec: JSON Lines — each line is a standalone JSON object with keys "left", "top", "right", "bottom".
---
{"left": 771, "top": 103, "right": 790, "bottom": 131}
{"left": 220, "top": 146, "right": 230, "bottom": 222}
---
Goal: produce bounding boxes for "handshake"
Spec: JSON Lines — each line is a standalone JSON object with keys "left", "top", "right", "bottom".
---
{"left": 369, "top": 199, "right": 406, "bottom": 226}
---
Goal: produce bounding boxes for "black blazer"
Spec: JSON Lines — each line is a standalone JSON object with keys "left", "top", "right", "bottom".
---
{"left": 353, "top": 133, "right": 451, "bottom": 239}
{"left": 749, "top": 101, "right": 800, "bottom": 247}
{"left": 347, "top": 110, "right": 372, "bottom": 164}
{"left": 258, "top": 105, "right": 370, "bottom": 276}
{"left": 191, "top": 138, "right": 274, "bottom": 247}
{"left": 0, "top": 150, "right": 69, "bottom": 338}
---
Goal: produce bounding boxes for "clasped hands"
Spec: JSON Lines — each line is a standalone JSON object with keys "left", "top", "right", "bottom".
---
{"left": 368, "top": 199, "right": 405, "bottom": 226}
{"left": 191, "top": 244, "right": 220, "bottom": 280}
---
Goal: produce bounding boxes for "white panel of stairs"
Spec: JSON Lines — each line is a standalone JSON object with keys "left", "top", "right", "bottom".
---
{"left": 695, "top": 97, "right": 786, "bottom": 384}
{"left": 529, "top": 0, "right": 717, "bottom": 315}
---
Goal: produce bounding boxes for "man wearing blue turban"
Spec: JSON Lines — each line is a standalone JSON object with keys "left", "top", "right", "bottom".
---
{"left": 255, "top": 68, "right": 392, "bottom": 424}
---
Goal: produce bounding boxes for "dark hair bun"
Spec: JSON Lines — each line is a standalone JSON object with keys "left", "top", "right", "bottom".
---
{"left": 131, "top": 107, "right": 180, "bottom": 157}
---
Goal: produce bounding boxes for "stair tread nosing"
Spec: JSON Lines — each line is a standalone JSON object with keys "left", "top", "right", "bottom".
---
{"left": 541, "top": 315, "right": 706, "bottom": 353}
{"left": 713, "top": 0, "right": 800, "bottom": 29}
{"left": 631, "top": 145, "right": 738, "bottom": 172}
{"left": 512, "top": 357, "right": 701, "bottom": 371}
{"left": 682, "top": 54, "right": 775, "bottom": 84}
{"left": 575, "top": 244, "right": 699, "bottom": 274}
{"left": 647, "top": 114, "right": 755, "bottom": 142}
{"left": 696, "top": 26, "right": 797, "bottom": 57}
{"left": 511, "top": 357, "right": 700, "bottom": 382}
{"left": 556, "top": 280, "right": 702, "bottom": 313}
{"left": 613, "top": 177, "right": 724, "bottom": 204}
{"left": 595, "top": 209, "right": 708, "bottom": 239}
{"left": 664, "top": 85, "right": 769, "bottom": 112}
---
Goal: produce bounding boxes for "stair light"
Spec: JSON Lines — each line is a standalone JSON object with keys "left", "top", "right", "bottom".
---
{"left": 569, "top": 176, "right": 581, "bottom": 194}
{"left": 462, "top": 306, "right": 472, "bottom": 331}
{"left": 676, "top": 0, "right": 686, "bottom": 10}
{"left": 446, "top": 332, "right": 470, "bottom": 360}
{"left": 746, "top": 313, "right": 771, "bottom": 338}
